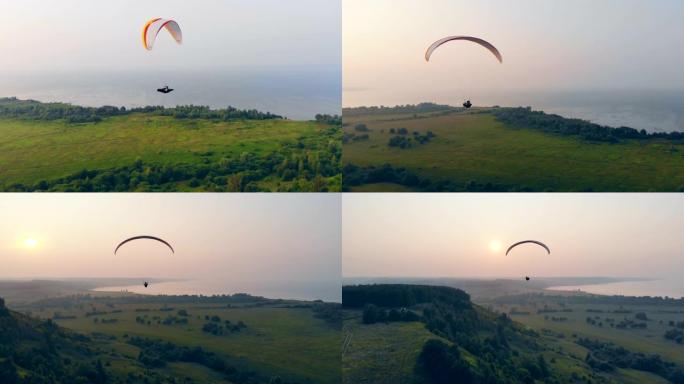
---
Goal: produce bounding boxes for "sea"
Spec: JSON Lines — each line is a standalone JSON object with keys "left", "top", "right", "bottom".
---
{"left": 344, "top": 89, "right": 684, "bottom": 133}
{"left": 548, "top": 278, "right": 684, "bottom": 299}
{"left": 94, "top": 278, "right": 341, "bottom": 303}
{"left": 0, "top": 69, "right": 341, "bottom": 120}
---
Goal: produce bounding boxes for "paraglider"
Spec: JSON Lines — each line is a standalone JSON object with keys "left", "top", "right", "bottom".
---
{"left": 425, "top": 36, "right": 502, "bottom": 108}
{"left": 142, "top": 18, "right": 182, "bottom": 51}
{"left": 425, "top": 36, "right": 502, "bottom": 63}
{"left": 507, "top": 240, "right": 550, "bottom": 282}
{"left": 114, "top": 236, "right": 172, "bottom": 290}
{"left": 114, "top": 235, "right": 175, "bottom": 255}
{"left": 505, "top": 240, "right": 550, "bottom": 256}
{"left": 157, "top": 85, "right": 174, "bottom": 94}
{"left": 143, "top": 18, "right": 181, "bottom": 93}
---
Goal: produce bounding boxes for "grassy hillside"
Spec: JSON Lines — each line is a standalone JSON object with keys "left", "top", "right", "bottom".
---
{"left": 8, "top": 293, "right": 341, "bottom": 384}
{"left": 343, "top": 312, "right": 435, "bottom": 384}
{"left": 0, "top": 98, "right": 341, "bottom": 192}
{"left": 342, "top": 105, "right": 684, "bottom": 192}
{"left": 342, "top": 284, "right": 684, "bottom": 384}
{"left": 0, "top": 297, "right": 116, "bottom": 383}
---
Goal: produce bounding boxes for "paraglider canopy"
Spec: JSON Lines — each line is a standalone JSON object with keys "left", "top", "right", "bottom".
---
{"left": 505, "top": 240, "right": 550, "bottom": 256}
{"left": 142, "top": 18, "right": 182, "bottom": 51}
{"left": 114, "top": 236, "right": 175, "bottom": 255}
{"left": 425, "top": 36, "right": 502, "bottom": 63}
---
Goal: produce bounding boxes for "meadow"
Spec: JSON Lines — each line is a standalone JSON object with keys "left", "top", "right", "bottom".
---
{"left": 492, "top": 298, "right": 684, "bottom": 366}
{"left": 343, "top": 309, "right": 439, "bottom": 384}
{"left": 15, "top": 292, "right": 341, "bottom": 384}
{"left": 342, "top": 107, "right": 684, "bottom": 192}
{"left": 0, "top": 99, "right": 341, "bottom": 192}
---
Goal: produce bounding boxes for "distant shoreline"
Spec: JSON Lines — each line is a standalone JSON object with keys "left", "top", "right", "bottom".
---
{"left": 546, "top": 278, "right": 684, "bottom": 299}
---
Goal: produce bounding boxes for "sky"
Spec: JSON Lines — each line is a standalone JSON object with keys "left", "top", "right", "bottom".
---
{"left": 343, "top": 194, "right": 684, "bottom": 279}
{"left": 343, "top": 0, "right": 684, "bottom": 107}
{"left": 0, "top": 194, "right": 341, "bottom": 289}
{"left": 0, "top": 0, "right": 340, "bottom": 71}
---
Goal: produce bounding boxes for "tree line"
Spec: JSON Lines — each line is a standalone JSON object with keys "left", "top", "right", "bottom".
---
{"left": 493, "top": 107, "right": 684, "bottom": 143}
{"left": 343, "top": 163, "right": 533, "bottom": 192}
{"left": 343, "top": 102, "right": 455, "bottom": 117}
{"left": 0, "top": 97, "right": 287, "bottom": 123}
{"left": 342, "top": 284, "right": 472, "bottom": 309}
{"left": 492, "top": 292, "right": 684, "bottom": 307}
{"left": 579, "top": 337, "right": 684, "bottom": 383}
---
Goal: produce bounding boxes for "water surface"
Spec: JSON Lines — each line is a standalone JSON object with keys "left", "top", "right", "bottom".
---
{"left": 548, "top": 278, "right": 684, "bottom": 299}
{"left": 1, "top": 69, "right": 341, "bottom": 120}
{"left": 94, "top": 278, "right": 341, "bottom": 303}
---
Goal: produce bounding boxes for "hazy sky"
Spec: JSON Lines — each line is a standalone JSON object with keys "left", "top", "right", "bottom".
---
{"left": 343, "top": 0, "right": 684, "bottom": 106}
{"left": 0, "top": 0, "right": 340, "bottom": 71}
{"left": 343, "top": 194, "right": 684, "bottom": 279}
{"left": 0, "top": 194, "right": 340, "bottom": 286}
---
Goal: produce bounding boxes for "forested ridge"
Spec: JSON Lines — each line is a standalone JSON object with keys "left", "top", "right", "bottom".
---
{"left": 344, "top": 285, "right": 553, "bottom": 383}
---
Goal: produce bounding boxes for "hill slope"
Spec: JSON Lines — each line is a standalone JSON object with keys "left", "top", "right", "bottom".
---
{"left": 0, "top": 98, "right": 341, "bottom": 192}
{"left": 342, "top": 104, "right": 684, "bottom": 192}
{"left": 0, "top": 297, "right": 110, "bottom": 383}
{"left": 3, "top": 292, "right": 341, "bottom": 384}
{"left": 342, "top": 284, "right": 684, "bottom": 384}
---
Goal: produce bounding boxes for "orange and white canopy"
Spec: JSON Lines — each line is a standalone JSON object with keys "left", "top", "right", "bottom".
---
{"left": 142, "top": 18, "right": 182, "bottom": 51}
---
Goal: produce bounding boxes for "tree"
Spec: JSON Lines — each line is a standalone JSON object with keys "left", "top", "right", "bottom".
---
{"left": 418, "top": 339, "right": 478, "bottom": 384}
{"left": 362, "top": 304, "right": 380, "bottom": 324}
{"left": 354, "top": 123, "right": 369, "bottom": 132}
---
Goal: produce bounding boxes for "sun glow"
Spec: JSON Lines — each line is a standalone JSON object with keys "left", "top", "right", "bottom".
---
{"left": 488, "top": 240, "right": 502, "bottom": 253}
{"left": 24, "top": 238, "right": 38, "bottom": 249}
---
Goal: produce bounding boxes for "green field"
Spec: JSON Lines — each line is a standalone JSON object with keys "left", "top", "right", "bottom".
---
{"left": 56, "top": 306, "right": 337, "bottom": 383}
{"left": 483, "top": 292, "right": 684, "bottom": 384}
{"left": 16, "top": 292, "right": 341, "bottom": 384}
{"left": 343, "top": 310, "right": 441, "bottom": 384}
{"left": 343, "top": 108, "right": 684, "bottom": 191}
{"left": 0, "top": 109, "right": 341, "bottom": 192}
{"left": 495, "top": 301, "right": 684, "bottom": 366}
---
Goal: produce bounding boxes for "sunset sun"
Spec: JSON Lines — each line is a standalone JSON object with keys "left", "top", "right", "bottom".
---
{"left": 24, "top": 238, "right": 38, "bottom": 249}
{"left": 488, "top": 239, "right": 502, "bottom": 253}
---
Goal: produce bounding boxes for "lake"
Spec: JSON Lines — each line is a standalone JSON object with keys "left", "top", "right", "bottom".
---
{"left": 0, "top": 69, "right": 341, "bottom": 120}
{"left": 548, "top": 278, "right": 684, "bottom": 299}
{"left": 94, "top": 278, "right": 341, "bottom": 303}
